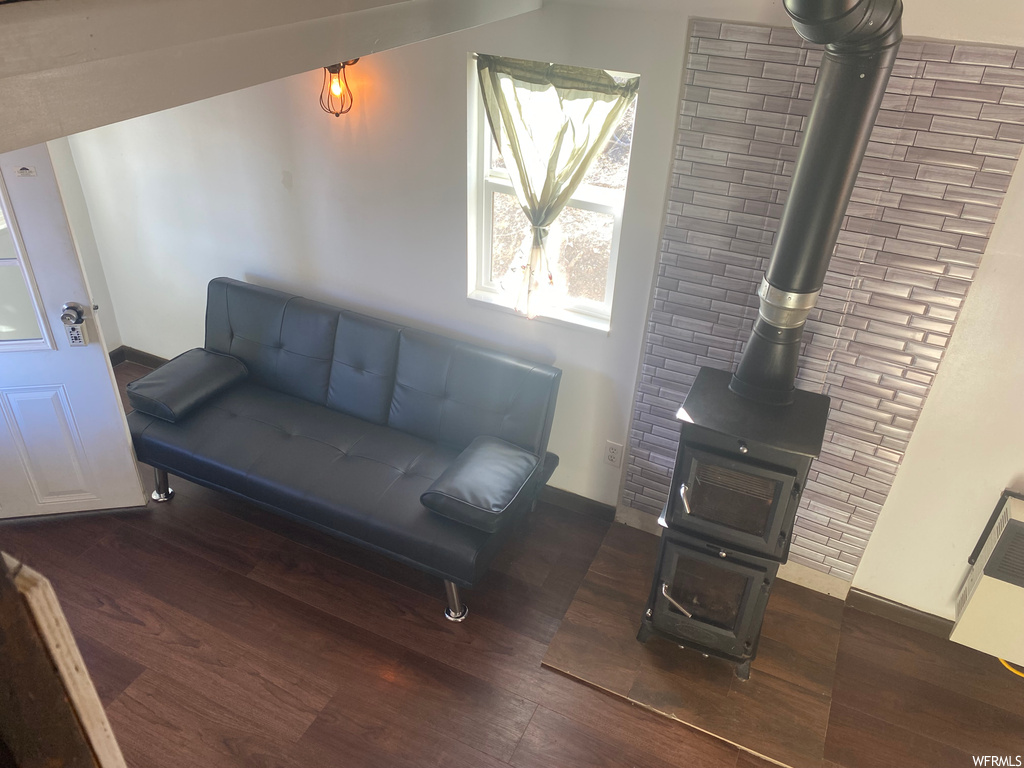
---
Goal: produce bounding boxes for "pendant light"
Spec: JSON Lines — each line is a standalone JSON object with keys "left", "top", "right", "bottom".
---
{"left": 320, "top": 59, "right": 359, "bottom": 116}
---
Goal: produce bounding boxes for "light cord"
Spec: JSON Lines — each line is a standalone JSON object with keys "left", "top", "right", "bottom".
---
{"left": 999, "top": 658, "right": 1024, "bottom": 679}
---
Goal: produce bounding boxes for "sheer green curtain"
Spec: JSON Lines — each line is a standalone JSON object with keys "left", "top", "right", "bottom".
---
{"left": 477, "top": 54, "right": 639, "bottom": 318}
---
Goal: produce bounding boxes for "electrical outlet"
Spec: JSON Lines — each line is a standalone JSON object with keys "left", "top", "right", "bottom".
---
{"left": 605, "top": 440, "right": 623, "bottom": 468}
{"left": 65, "top": 324, "right": 87, "bottom": 346}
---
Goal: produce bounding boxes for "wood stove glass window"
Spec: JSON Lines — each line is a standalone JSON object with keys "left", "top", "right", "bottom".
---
{"left": 669, "top": 555, "right": 747, "bottom": 631}
{"left": 650, "top": 539, "right": 776, "bottom": 660}
{"left": 673, "top": 447, "right": 797, "bottom": 554}
{"left": 689, "top": 462, "right": 778, "bottom": 537}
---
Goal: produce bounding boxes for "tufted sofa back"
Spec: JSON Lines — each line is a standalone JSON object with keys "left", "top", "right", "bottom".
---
{"left": 204, "top": 278, "right": 560, "bottom": 456}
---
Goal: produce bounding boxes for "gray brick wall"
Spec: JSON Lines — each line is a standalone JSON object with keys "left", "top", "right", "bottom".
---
{"left": 623, "top": 20, "right": 1024, "bottom": 580}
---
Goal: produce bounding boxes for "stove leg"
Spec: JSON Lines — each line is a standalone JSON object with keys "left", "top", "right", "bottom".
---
{"left": 444, "top": 580, "right": 468, "bottom": 622}
{"left": 637, "top": 622, "right": 653, "bottom": 644}
{"left": 151, "top": 468, "right": 175, "bottom": 503}
{"left": 735, "top": 660, "right": 751, "bottom": 681}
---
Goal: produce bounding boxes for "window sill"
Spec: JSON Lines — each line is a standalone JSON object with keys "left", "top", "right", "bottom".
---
{"left": 468, "top": 290, "right": 610, "bottom": 333}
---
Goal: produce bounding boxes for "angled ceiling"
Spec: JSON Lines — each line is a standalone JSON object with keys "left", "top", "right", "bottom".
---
{"left": 0, "top": 0, "right": 542, "bottom": 153}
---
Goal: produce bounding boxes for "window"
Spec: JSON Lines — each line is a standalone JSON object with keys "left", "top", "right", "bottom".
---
{"left": 468, "top": 57, "right": 638, "bottom": 331}
{"left": 0, "top": 196, "right": 47, "bottom": 348}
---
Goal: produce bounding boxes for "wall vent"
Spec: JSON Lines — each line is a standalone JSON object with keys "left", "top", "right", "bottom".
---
{"left": 951, "top": 492, "right": 1024, "bottom": 666}
{"left": 986, "top": 520, "right": 1024, "bottom": 589}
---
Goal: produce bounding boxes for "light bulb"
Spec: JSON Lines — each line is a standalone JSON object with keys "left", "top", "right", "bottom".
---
{"left": 331, "top": 76, "right": 343, "bottom": 97}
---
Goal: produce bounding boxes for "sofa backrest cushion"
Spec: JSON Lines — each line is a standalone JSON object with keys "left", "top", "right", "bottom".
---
{"left": 326, "top": 312, "right": 401, "bottom": 424}
{"left": 206, "top": 278, "right": 337, "bottom": 405}
{"left": 205, "top": 278, "right": 561, "bottom": 454}
{"left": 389, "top": 329, "right": 561, "bottom": 455}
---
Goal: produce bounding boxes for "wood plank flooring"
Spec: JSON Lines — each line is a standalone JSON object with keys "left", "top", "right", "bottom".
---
{"left": 0, "top": 475, "right": 750, "bottom": 767}
{"left": 828, "top": 606, "right": 1024, "bottom": 766}
{"left": 1, "top": 361, "right": 1020, "bottom": 767}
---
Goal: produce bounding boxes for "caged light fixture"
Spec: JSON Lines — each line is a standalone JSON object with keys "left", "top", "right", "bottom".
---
{"left": 320, "top": 59, "right": 359, "bottom": 116}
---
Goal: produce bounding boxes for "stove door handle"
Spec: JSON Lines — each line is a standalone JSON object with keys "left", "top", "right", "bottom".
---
{"left": 661, "top": 583, "right": 693, "bottom": 618}
{"left": 679, "top": 483, "right": 693, "bottom": 515}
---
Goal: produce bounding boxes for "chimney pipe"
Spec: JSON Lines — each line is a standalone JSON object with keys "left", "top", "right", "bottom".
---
{"left": 729, "top": 0, "right": 903, "bottom": 405}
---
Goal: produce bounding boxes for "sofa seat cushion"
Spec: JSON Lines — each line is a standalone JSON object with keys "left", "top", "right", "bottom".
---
{"left": 127, "top": 382, "right": 515, "bottom": 585}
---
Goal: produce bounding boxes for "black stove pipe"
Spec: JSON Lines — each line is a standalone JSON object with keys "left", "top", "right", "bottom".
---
{"left": 729, "top": 0, "right": 903, "bottom": 405}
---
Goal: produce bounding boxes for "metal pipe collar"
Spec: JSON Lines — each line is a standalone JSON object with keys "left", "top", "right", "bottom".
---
{"left": 757, "top": 277, "right": 820, "bottom": 329}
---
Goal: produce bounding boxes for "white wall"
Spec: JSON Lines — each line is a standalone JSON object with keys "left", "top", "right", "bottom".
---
{"left": 71, "top": 2, "right": 795, "bottom": 506}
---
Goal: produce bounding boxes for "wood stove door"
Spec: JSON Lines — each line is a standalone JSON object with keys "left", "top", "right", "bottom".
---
{"left": 669, "top": 445, "right": 796, "bottom": 559}
{"left": 652, "top": 537, "right": 774, "bottom": 661}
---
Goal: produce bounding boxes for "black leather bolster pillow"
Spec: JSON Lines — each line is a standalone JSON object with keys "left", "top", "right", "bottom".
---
{"left": 421, "top": 436, "right": 540, "bottom": 533}
{"left": 127, "top": 348, "right": 248, "bottom": 423}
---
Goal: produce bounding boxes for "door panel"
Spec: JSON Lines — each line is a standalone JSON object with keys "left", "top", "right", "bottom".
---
{"left": 1, "top": 385, "right": 97, "bottom": 505}
{"left": 0, "top": 144, "right": 144, "bottom": 518}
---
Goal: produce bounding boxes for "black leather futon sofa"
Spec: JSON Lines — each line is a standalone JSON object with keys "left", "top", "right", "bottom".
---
{"left": 126, "top": 278, "right": 561, "bottom": 620}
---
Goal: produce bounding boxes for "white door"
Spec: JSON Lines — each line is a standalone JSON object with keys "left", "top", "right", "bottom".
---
{"left": 0, "top": 143, "right": 145, "bottom": 518}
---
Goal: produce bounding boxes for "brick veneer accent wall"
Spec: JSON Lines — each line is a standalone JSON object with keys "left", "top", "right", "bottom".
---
{"left": 623, "top": 20, "right": 1024, "bottom": 580}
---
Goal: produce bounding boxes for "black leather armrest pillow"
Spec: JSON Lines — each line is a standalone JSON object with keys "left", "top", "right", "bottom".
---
{"left": 127, "top": 348, "right": 247, "bottom": 423}
{"left": 421, "top": 436, "right": 540, "bottom": 533}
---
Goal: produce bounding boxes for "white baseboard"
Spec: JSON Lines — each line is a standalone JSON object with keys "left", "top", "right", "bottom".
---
{"left": 615, "top": 505, "right": 852, "bottom": 600}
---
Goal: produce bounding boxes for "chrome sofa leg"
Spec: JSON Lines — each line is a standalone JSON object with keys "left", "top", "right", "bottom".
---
{"left": 444, "top": 580, "right": 468, "bottom": 622}
{"left": 151, "top": 467, "right": 175, "bottom": 503}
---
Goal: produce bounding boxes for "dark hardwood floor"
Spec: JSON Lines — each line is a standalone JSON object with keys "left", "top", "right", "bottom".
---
{"left": 0, "top": 472, "right": 748, "bottom": 768}
{"left": 543, "top": 524, "right": 1024, "bottom": 767}
{"left": 0, "top": 362, "right": 1020, "bottom": 767}
{"left": 827, "top": 606, "right": 1024, "bottom": 766}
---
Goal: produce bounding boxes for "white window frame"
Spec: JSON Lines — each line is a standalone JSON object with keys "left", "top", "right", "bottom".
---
{"left": 466, "top": 57, "right": 632, "bottom": 333}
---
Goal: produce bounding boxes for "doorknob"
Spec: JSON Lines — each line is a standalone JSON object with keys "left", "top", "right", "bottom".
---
{"left": 60, "top": 302, "right": 86, "bottom": 326}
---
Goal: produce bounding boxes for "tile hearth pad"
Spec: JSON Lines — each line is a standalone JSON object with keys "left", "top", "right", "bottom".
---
{"left": 543, "top": 524, "right": 843, "bottom": 768}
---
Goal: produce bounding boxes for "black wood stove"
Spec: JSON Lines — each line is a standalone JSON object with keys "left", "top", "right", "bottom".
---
{"left": 638, "top": 0, "right": 903, "bottom": 679}
{"left": 637, "top": 368, "right": 829, "bottom": 677}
